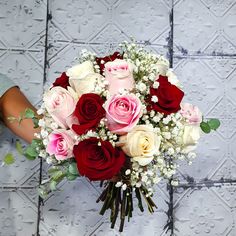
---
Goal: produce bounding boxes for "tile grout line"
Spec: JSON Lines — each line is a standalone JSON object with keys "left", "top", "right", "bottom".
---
{"left": 166, "top": 0, "right": 174, "bottom": 235}
{"left": 36, "top": 0, "right": 50, "bottom": 235}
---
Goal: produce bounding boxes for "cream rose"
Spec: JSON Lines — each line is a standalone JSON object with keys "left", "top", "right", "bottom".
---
{"left": 156, "top": 57, "right": 169, "bottom": 75}
{"left": 166, "top": 69, "right": 181, "bottom": 88}
{"left": 182, "top": 125, "right": 202, "bottom": 153}
{"left": 66, "top": 61, "right": 103, "bottom": 96}
{"left": 118, "top": 125, "right": 161, "bottom": 166}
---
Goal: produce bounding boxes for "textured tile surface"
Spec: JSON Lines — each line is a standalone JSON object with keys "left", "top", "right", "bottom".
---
{"left": 0, "top": 0, "right": 235, "bottom": 235}
{"left": 173, "top": 184, "right": 236, "bottom": 236}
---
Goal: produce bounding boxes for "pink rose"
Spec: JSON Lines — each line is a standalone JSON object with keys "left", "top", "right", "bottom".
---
{"left": 104, "top": 59, "right": 134, "bottom": 95}
{"left": 43, "top": 87, "right": 77, "bottom": 128}
{"left": 46, "top": 129, "right": 75, "bottom": 160}
{"left": 104, "top": 94, "right": 142, "bottom": 134}
{"left": 180, "top": 103, "right": 202, "bottom": 125}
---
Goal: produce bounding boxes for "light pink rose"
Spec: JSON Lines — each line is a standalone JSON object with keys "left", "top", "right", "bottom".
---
{"left": 43, "top": 87, "right": 77, "bottom": 128}
{"left": 104, "top": 94, "right": 142, "bottom": 134}
{"left": 46, "top": 129, "right": 75, "bottom": 160}
{"left": 180, "top": 103, "right": 202, "bottom": 125}
{"left": 104, "top": 59, "right": 134, "bottom": 95}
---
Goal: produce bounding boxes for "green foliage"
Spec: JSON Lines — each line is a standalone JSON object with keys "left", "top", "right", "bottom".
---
{"left": 16, "top": 140, "right": 24, "bottom": 155}
{"left": 24, "top": 146, "right": 38, "bottom": 160}
{"left": 68, "top": 162, "right": 79, "bottom": 175}
{"left": 200, "top": 121, "right": 211, "bottom": 133}
{"left": 208, "top": 119, "right": 220, "bottom": 131}
{"left": 3, "top": 153, "right": 15, "bottom": 165}
{"left": 200, "top": 118, "right": 220, "bottom": 134}
{"left": 24, "top": 108, "right": 35, "bottom": 119}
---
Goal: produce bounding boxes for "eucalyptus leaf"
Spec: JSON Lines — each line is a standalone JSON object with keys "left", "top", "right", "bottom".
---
{"left": 24, "top": 108, "right": 35, "bottom": 119}
{"left": 68, "top": 162, "right": 79, "bottom": 176}
{"left": 32, "top": 117, "right": 39, "bottom": 128}
{"left": 48, "top": 167, "right": 61, "bottom": 174}
{"left": 207, "top": 119, "right": 220, "bottom": 131}
{"left": 38, "top": 186, "right": 49, "bottom": 199}
{"left": 16, "top": 140, "right": 23, "bottom": 155}
{"left": 3, "top": 153, "right": 15, "bottom": 165}
{"left": 66, "top": 174, "right": 78, "bottom": 181}
{"left": 51, "top": 170, "right": 66, "bottom": 182}
{"left": 200, "top": 121, "right": 211, "bottom": 134}
{"left": 49, "top": 180, "right": 58, "bottom": 191}
{"left": 24, "top": 146, "right": 38, "bottom": 160}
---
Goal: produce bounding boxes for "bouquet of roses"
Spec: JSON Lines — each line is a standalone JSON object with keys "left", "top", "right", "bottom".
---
{"left": 23, "top": 42, "right": 220, "bottom": 232}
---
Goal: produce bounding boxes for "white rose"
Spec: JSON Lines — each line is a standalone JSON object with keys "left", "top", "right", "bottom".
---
{"left": 156, "top": 57, "right": 169, "bottom": 75}
{"left": 118, "top": 125, "right": 161, "bottom": 166}
{"left": 66, "top": 61, "right": 103, "bottom": 96}
{"left": 182, "top": 125, "right": 202, "bottom": 153}
{"left": 166, "top": 69, "right": 181, "bottom": 88}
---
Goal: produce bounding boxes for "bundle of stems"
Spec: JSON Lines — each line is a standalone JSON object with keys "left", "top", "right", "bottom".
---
{"left": 97, "top": 182, "right": 157, "bottom": 232}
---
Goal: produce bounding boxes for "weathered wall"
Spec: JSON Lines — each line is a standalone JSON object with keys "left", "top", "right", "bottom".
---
{"left": 0, "top": 0, "right": 235, "bottom": 235}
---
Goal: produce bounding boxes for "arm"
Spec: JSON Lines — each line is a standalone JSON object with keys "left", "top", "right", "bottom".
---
{"left": 0, "top": 87, "right": 39, "bottom": 143}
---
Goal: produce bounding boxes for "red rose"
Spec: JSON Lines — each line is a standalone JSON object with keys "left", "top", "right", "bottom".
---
{"left": 147, "top": 75, "right": 184, "bottom": 115}
{"left": 73, "top": 138, "right": 126, "bottom": 181}
{"left": 72, "top": 93, "right": 105, "bottom": 135}
{"left": 95, "top": 52, "right": 123, "bottom": 75}
{"left": 52, "top": 72, "right": 70, "bottom": 89}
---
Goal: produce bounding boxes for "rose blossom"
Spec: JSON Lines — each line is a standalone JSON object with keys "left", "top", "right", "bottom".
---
{"left": 96, "top": 51, "right": 123, "bottom": 75}
{"left": 156, "top": 58, "right": 169, "bottom": 75}
{"left": 118, "top": 125, "right": 161, "bottom": 166}
{"left": 147, "top": 75, "right": 184, "bottom": 115}
{"left": 73, "top": 138, "right": 125, "bottom": 181}
{"left": 52, "top": 72, "right": 70, "bottom": 89}
{"left": 104, "top": 94, "right": 142, "bottom": 134}
{"left": 43, "top": 86, "right": 77, "bottom": 128}
{"left": 180, "top": 103, "right": 202, "bottom": 125}
{"left": 104, "top": 59, "right": 134, "bottom": 95}
{"left": 166, "top": 69, "right": 181, "bottom": 88}
{"left": 46, "top": 129, "right": 75, "bottom": 160}
{"left": 66, "top": 61, "right": 103, "bottom": 96}
{"left": 72, "top": 93, "right": 105, "bottom": 135}
{"left": 181, "top": 125, "right": 202, "bottom": 153}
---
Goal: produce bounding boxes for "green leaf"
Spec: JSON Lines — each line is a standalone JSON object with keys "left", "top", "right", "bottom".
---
{"left": 32, "top": 117, "right": 39, "bottom": 128}
{"left": 24, "top": 146, "right": 38, "bottom": 160}
{"left": 66, "top": 174, "right": 78, "bottom": 181}
{"left": 38, "top": 186, "right": 49, "bottom": 199}
{"left": 207, "top": 119, "right": 220, "bottom": 131}
{"left": 68, "top": 162, "right": 79, "bottom": 176}
{"left": 24, "top": 108, "right": 35, "bottom": 119}
{"left": 3, "top": 153, "right": 15, "bottom": 165}
{"left": 51, "top": 170, "right": 66, "bottom": 182}
{"left": 31, "top": 139, "right": 43, "bottom": 150}
{"left": 49, "top": 180, "right": 58, "bottom": 191}
{"left": 16, "top": 140, "right": 24, "bottom": 155}
{"left": 48, "top": 167, "right": 61, "bottom": 174}
{"left": 200, "top": 121, "right": 211, "bottom": 134}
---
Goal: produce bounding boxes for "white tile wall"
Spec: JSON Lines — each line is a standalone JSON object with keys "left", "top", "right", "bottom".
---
{"left": 0, "top": 0, "right": 235, "bottom": 235}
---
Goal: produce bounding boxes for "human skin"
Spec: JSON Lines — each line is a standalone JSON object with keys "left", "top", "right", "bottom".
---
{"left": 0, "top": 87, "right": 40, "bottom": 143}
